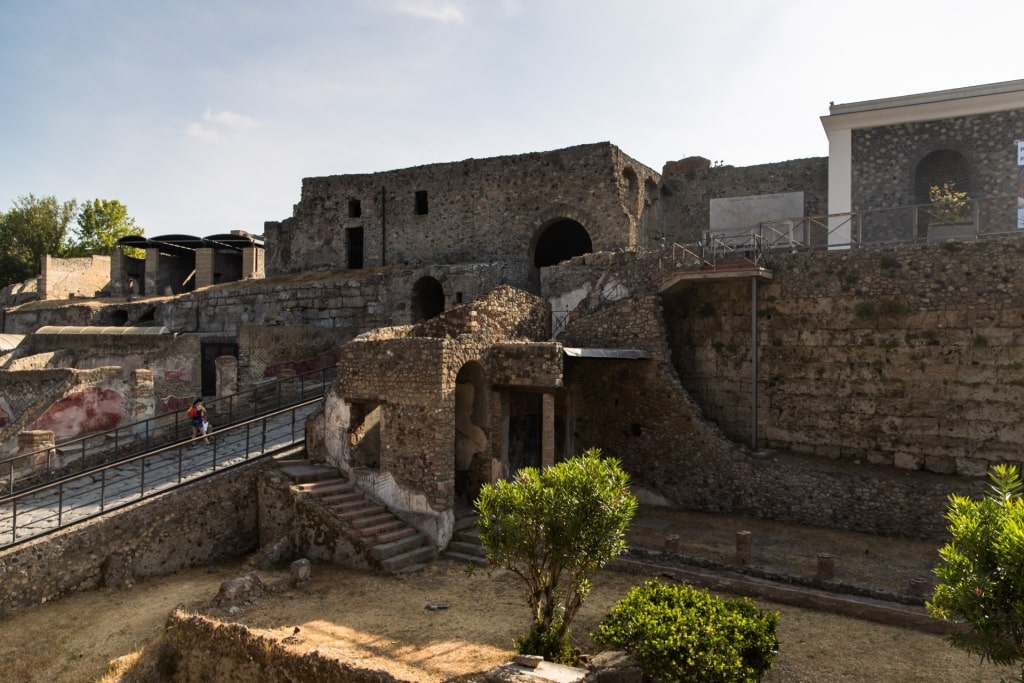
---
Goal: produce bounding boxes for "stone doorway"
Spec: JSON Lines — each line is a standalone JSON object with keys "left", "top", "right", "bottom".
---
{"left": 454, "top": 362, "right": 489, "bottom": 505}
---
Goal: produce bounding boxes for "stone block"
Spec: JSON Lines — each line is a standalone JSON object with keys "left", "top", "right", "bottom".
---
{"left": 893, "top": 452, "right": 923, "bottom": 470}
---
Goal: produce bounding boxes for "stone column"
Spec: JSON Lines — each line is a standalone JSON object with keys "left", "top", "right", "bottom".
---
{"left": 735, "top": 530, "right": 752, "bottom": 565}
{"left": 541, "top": 392, "right": 555, "bottom": 468}
{"left": 144, "top": 247, "right": 161, "bottom": 298}
{"left": 216, "top": 355, "right": 239, "bottom": 398}
{"left": 194, "top": 248, "right": 215, "bottom": 289}
{"left": 242, "top": 247, "right": 264, "bottom": 279}
{"left": 109, "top": 249, "right": 126, "bottom": 298}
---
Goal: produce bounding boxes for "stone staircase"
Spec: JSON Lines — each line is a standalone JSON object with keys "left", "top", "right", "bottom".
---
{"left": 444, "top": 507, "right": 489, "bottom": 567}
{"left": 275, "top": 457, "right": 435, "bottom": 574}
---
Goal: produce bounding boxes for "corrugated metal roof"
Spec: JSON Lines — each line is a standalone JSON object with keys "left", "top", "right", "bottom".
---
{"left": 35, "top": 326, "right": 170, "bottom": 335}
{"left": 0, "top": 334, "right": 24, "bottom": 351}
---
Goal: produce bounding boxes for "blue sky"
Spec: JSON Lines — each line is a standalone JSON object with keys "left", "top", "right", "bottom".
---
{"left": 1, "top": 0, "right": 1022, "bottom": 237}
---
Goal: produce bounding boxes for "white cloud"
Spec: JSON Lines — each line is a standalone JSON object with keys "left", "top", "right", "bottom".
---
{"left": 202, "top": 109, "right": 259, "bottom": 130}
{"left": 184, "top": 121, "right": 222, "bottom": 142}
{"left": 393, "top": 1, "right": 466, "bottom": 23}
{"left": 184, "top": 109, "right": 260, "bottom": 142}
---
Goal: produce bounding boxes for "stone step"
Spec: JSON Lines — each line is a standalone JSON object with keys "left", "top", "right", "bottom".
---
{"left": 380, "top": 545, "right": 436, "bottom": 574}
{"left": 453, "top": 526, "right": 480, "bottom": 543}
{"left": 319, "top": 490, "right": 362, "bottom": 505}
{"left": 375, "top": 526, "right": 417, "bottom": 544}
{"left": 350, "top": 511, "right": 395, "bottom": 529}
{"left": 447, "top": 540, "right": 487, "bottom": 557}
{"left": 453, "top": 513, "right": 478, "bottom": 532}
{"left": 357, "top": 519, "right": 404, "bottom": 538}
{"left": 369, "top": 532, "right": 429, "bottom": 561}
{"left": 337, "top": 504, "right": 385, "bottom": 520}
{"left": 444, "top": 551, "right": 489, "bottom": 567}
{"left": 278, "top": 462, "right": 339, "bottom": 484}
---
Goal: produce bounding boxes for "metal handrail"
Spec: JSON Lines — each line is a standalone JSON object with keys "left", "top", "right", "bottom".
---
{"left": 0, "top": 365, "right": 335, "bottom": 495}
{"left": 0, "top": 398, "right": 320, "bottom": 548}
{"left": 683, "top": 194, "right": 1021, "bottom": 269}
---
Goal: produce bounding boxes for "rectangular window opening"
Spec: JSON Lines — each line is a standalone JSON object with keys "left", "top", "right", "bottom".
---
{"left": 348, "top": 199, "right": 362, "bottom": 218}
{"left": 346, "top": 227, "right": 364, "bottom": 269}
{"left": 414, "top": 190, "right": 428, "bottom": 215}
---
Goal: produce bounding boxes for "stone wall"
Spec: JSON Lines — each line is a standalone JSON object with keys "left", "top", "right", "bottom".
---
{"left": 659, "top": 156, "right": 829, "bottom": 245}
{"left": 160, "top": 610, "right": 406, "bottom": 683}
{"left": 852, "top": 109, "right": 1024, "bottom": 210}
{"left": 265, "top": 142, "right": 661, "bottom": 290}
{"left": 545, "top": 236, "right": 1024, "bottom": 482}
{"left": 0, "top": 462, "right": 267, "bottom": 615}
{"left": 559, "top": 293, "right": 986, "bottom": 539}
{"left": 40, "top": 255, "right": 110, "bottom": 300}
{"left": 321, "top": 286, "right": 553, "bottom": 545}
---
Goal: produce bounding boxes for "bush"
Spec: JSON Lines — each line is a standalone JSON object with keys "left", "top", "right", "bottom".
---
{"left": 928, "top": 464, "right": 1024, "bottom": 677}
{"left": 593, "top": 580, "right": 779, "bottom": 683}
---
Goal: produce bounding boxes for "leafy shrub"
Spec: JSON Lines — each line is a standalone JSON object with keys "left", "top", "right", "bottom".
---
{"left": 593, "top": 580, "right": 779, "bottom": 683}
{"left": 928, "top": 464, "right": 1024, "bottom": 677}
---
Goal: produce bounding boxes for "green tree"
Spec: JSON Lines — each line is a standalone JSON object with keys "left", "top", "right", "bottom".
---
{"left": 928, "top": 464, "right": 1024, "bottom": 680}
{"left": 72, "top": 198, "right": 144, "bottom": 255}
{"left": 0, "top": 194, "right": 78, "bottom": 286}
{"left": 475, "top": 449, "right": 637, "bottom": 662}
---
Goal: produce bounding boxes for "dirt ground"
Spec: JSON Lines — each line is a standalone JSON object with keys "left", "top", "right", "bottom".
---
{"left": 0, "top": 507, "right": 1019, "bottom": 682}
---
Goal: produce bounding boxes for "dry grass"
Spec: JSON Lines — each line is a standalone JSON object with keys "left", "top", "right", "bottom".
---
{"left": 1, "top": 508, "right": 1020, "bottom": 682}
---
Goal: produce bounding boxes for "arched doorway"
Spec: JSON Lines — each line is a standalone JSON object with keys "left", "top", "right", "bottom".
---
{"left": 531, "top": 219, "right": 593, "bottom": 289}
{"left": 454, "top": 361, "right": 489, "bottom": 506}
{"left": 411, "top": 276, "right": 445, "bottom": 323}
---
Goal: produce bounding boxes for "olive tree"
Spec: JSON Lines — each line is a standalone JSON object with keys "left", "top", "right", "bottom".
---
{"left": 928, "top": 464, "right": 1024, "bottom": 680}
{"left": 475, "top": 449, "right": 637, "bottom": 662}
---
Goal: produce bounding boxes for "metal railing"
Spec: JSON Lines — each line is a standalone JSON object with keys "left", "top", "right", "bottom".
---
{"left": 0, "top": 398, "right": 320, "bottom": 549}
{"left": 673, "top": 194, "right": 1022, "bottom": 271}
{"left": 0, "top": 365, "right": 335, "bottom": 496}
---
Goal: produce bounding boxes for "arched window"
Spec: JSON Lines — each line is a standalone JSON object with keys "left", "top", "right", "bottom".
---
{"left": 914, "top": 150, "right": 971, "bottom": 204}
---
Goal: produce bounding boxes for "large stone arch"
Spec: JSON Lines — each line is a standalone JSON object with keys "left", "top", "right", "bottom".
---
{"left": 454, "top": 360, "right": 490, "bottom": 506}
{"left": 528, "top": 209, "right": 595, "bottom": 290}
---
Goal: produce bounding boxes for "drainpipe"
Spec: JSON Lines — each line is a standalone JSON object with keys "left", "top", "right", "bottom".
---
{"left": 381, "top": 185, "right": 387, "bottom": 266}
{"left": 750, "top": 276, "right": 759, "bottom": 451}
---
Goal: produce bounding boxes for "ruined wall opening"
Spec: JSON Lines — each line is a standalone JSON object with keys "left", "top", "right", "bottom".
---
{"left": 414, "top": 190, "right": 429, "bottom": 215}
{"left": 348, "top": 401, "right": 382, "bottom": 469}
{"left": 346, "top": 227, "right": 364, "bottom": 269}
{"left": 411, "top": 276, "right": 445, "bottom": 323}
{"left": 454, "top": 361, "right": 489, "bottom": 505}
{"left": 533, "top": 219, "right": 593, "bottom": 269}
{"left": 641, "top": 178, "right": 661, "bottom": 248}
{"left": 507, "top": 392, "right": 542, "bottom": 477}
{"left": 200, "top": 341, "right": 238, "bottom": 397}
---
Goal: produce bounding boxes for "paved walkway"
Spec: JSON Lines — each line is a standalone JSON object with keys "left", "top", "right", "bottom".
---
{"left": 0, "top": 402, "right": 319, "bottom": 547}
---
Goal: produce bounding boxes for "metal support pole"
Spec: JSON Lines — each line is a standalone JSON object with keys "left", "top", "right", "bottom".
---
{"left": 751, "top": 276, "right": 758, "bottom": 451}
